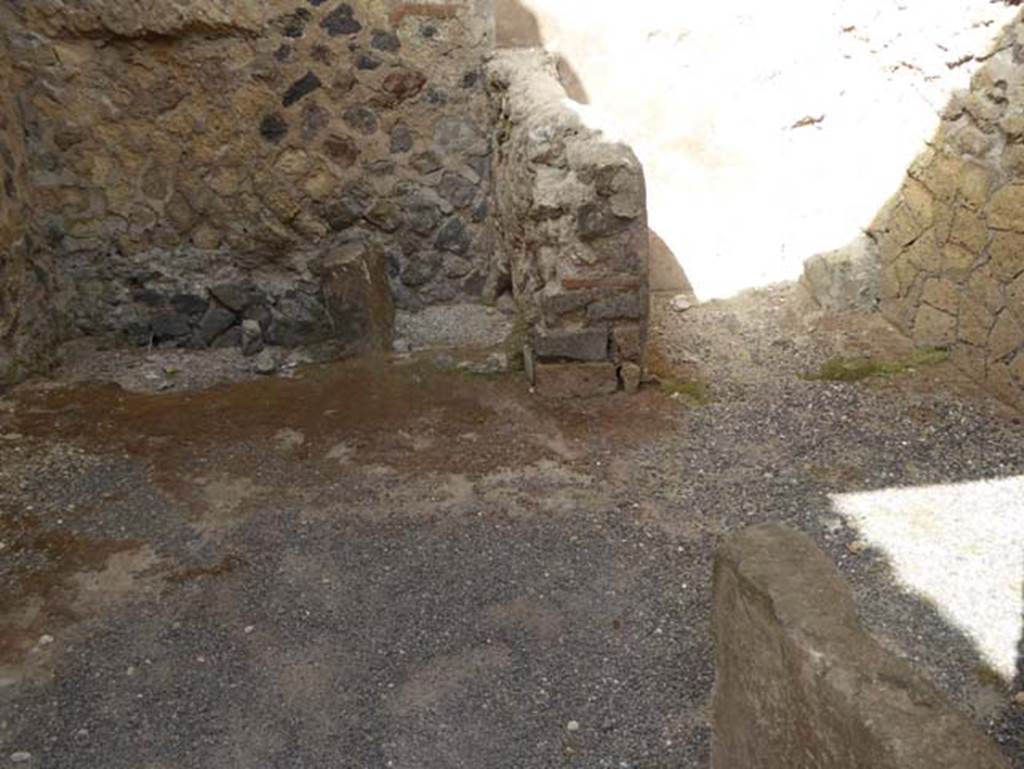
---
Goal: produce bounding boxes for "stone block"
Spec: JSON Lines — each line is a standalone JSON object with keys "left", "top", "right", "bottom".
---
{"left": 1009, "top": 273, "right": 1024, "bottom": 324}
{"left": 532, "top": 327, "right": 608, "bottom": 362}
{"left": 949, "top": 206, "right": 989, "bottom": 254}
{"left": 921, "top": 277, "right": 960, "bottom": 315}
{"left": 620, "top": 362, "right": 641, "bottom": 393}
{"left": 941, "top": 243, "right": 978, "bottom": 282}
{"left": 986, "top": 183, "right": 1024, "bottom": 231}
{"left": 612, "top": 324, "right": 644, "bottom": 362}
{"left": 321, "top": 242, "right": 395, "bottom": 354}
{"left": 586, "top": 291, "right": 644, "bottom": 322}
{"left": 959, "top": 297, "right": 995, "bottom": 347}
{"left": 967, "top": 268, "right": 1006, "bottom": 314}
{"left": 240, "top": 319, "right": 263, "bottom": 357}
{"left": 800, "top": 235, "right": 879, "bottom": 312}
{"left": 533, "top": 362, "right": 619, "bottom": 398}
{"left": 988, "top": 311, "right": 1024, "bottom": 361}
{"left": 951, "top": 342, "right": 987, "bottom": 382}
{"left": 913, "top": 304, "right": 957, "bottom": 347}
{"left": 712, "top": 524, "right": 1010, "bottom": 769}
{"left": 195, "top": 302, "right": 237, "bottom": 347}
{"left": 990, "top": 231, "right": 1024, "bottom": 282}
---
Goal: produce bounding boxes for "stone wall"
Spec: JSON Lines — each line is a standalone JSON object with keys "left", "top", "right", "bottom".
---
{"left": 0, "top": 20, "right": 59, "bottom": 384}
{"left": 4, "top": 0, "right": 496, "bottom": 356}
{"left": 866, "top": 16, "right": 1024, "bottom": 409}
{"left": 712, "top": 524, "right": 1010, "bottom": 769}
{"left": 486, "top": 50, "right": 649, "bottom": 397}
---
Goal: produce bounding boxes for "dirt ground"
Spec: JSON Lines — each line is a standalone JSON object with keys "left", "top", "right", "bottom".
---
{"left": 1, "top": 285, "right": 1022, "bottom": 768}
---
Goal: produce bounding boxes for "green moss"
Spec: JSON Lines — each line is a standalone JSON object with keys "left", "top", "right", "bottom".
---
{"left": 806, "top": 347, "right": 949, "bottom": 383}
{"left": 660, "top": 378, "right": 710, "bottom": 406}
{"left": 975, "top": 663, "right": 1008, "bottom": 690}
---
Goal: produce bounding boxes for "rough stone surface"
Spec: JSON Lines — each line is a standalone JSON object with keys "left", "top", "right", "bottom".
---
{"left": 0, "top": 26, "right": 59, "bottom": 383}
{"left": 801, "top": 235, "right": 880, "bottom": 312}
{"left": 0, "top": 0, "right": 496, "bottom": 375}
{"left": 487, "top": 50, "right": 649, "bottom": 395}
{"left": 533, "top": 361, "right": 619, "bottom": 398}
{"left": 532, "top": 327, "right": 608, "bottom": 362}
{"left": 712, "top": 524, "right": 1011, "bottom": 769}
{"left": 835, "top": 18, "right": 1024, "bottom": 409}
{"left": 321, "top": 241, "right": 394, "bottom": 354}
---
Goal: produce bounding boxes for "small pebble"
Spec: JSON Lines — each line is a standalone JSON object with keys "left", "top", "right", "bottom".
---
{"left": 566, "top": 720, "right": 580, "bottom": 732}
{"left": 670, "top": 295, "right": 693, "bottom": 312}
{"left": 10, "top": 753, "right": 31, "bottom": 764}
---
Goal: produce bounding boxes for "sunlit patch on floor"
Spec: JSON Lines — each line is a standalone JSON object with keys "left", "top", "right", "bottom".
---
{"left": 832, "top": 476, "right": 1024, "bottom": 681}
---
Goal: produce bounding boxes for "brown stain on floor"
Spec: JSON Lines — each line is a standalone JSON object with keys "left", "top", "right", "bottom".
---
{"left": 0, "top": 511, "right": 141, "bottom": 665}
{"left": 7, "top": 354, "right": 679, "bottom": 475}
{"left": 0, "top": 354, "right": 680, "bottom": 672}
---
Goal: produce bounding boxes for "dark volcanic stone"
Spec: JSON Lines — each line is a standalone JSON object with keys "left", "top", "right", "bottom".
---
{"left": 341, "top": 181, "right": 375, "bottom": 212}
{"left": 390, "top": 124, "right": 413, "bottom": 154}
{"left": 282, "top": 71, "right": 322, "bottom": 108}
{"left": 209, "top": 283, "right": 265, "bottom": 313}
{"left": 323, "top": 134, "right": 359, "bottom": 167}
{"left": 273, "top": 43, "right": 292, "bottom": 62}
{"left": 365, "top": 200, "right": 400, "bottom": 232}
{"left": 438, "top": 172, "right": 477, "bottom": 209}
{"left": 259, "top": 113, "right": 288, "bottom": 144}
{"left": 322, "top": 201, "right": 361, "bottom": 232}
{"left": 364, "top": 160, "right": 395, "bottom": 176}
{"left": 311, "top": 44, "right": 332, "bottom": 64}
{"left": 411, "top": 151, "right": 441, "bottom": 175}
{"left": 577, "top": 202, "right": 630, "bottom": 240}
{"left": 170, "top": 293, "right": 207, "bottom": 319}
{"left": 280, "top": 8, "right": 311, "bottom": 37}
{"left": 301, "top": 103, "right": 329, "bottom": 140}
{"left": 355, "top": 54, "right": 381, "bottom": 71}
{"left": 211, "top": 326, "right": 242, "bottom": 349}
{"left": 382, "top": 69, "right": 427, "bottom": 102}
{"left": 150, "top": 311, "right": 191, "bottom": 341}
{"left": 402, "top": 196, "right": 443, "bottom": 236}
{"left": 321, "top": 4, "right": 361, "bottom": 36}
{"left": 462, "top": 70, "right": 480, "bottom": 88}
{"left": 195, "top": 302, "right": 238, "bottom": 347}
{"left": 436, "top": 217, "right": 470, "bottom": 254}
{"left": 342, "top": 107, "right": 378, "bottom": 135}
{"left": 400, "top": 250, "right": 441, "bottom": 287}
{"left": 426, "top": 87, "right": 448, "bottom": 105}
{"left": 244, "top": 303, "right": 273, "bottom": 332}
{"left": 371, "top": 30, "right": 400, "bottom": 52}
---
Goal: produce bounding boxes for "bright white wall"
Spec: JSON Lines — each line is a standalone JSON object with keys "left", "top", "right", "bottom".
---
{"left": 511, "top": 1, "right": 1019, "bottom": 299}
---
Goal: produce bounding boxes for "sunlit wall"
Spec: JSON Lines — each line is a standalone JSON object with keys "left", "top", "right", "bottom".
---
{"left": 499, "top": 0, "right": 1020, "bottom": 300}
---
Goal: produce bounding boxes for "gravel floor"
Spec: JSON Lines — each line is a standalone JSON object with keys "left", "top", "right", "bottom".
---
{"left": 1, "top": 285, "right": 1022, "bottom": 767}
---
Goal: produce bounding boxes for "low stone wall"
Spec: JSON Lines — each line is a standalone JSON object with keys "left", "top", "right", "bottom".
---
{"left": 712, "top": 524, "right": 1010, "bottom": 769}
{"left": 0, "top": 29, "right": 58, "bottom": 384}
{"left": 486, "top": 50, "right": 649, "bottom": 396}
{"left": 4, "top": 0, "right": 496, "bottom": 360}
{"left": 806, "top": 13, "right": 1024, "bottom": 409}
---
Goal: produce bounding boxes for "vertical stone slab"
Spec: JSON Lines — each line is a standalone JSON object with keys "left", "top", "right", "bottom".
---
{"left": 712, "top": 524, "right": 1010, "bottom": 769}
{"left": 322, "top": 241, "right": 395, "bottom": 354}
